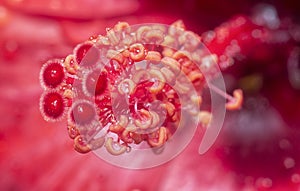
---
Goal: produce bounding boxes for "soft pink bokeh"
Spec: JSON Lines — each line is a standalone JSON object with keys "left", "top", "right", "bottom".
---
{"left": 1, "top": 0, "right": 300, "bottom": 190}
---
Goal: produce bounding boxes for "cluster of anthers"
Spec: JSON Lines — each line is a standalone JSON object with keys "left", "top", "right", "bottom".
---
{"left": 39, "top": 20, "right": 243, "bottom": 155}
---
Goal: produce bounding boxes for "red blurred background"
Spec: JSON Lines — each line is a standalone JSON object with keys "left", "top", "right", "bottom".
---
{"left": 0, "top": 0, "right": 300, "bottom": 190}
